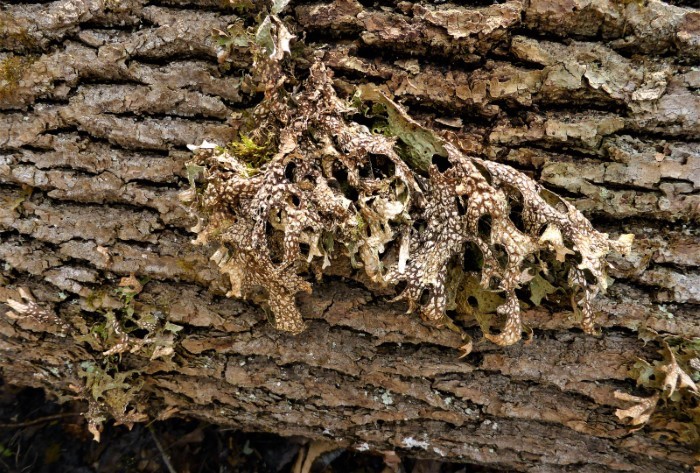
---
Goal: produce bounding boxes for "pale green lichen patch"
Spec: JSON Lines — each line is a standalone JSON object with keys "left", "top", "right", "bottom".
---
{"left": 78, "top": 361, "right": 147, "bottom": 442}
{"left": 356, "top": 85, "right": 447, "bottom": 172}
{"left": 72, "top": 275, "right": 182, "bottom": 440}
{"left": 78, "top": 275, "right": 181, "bottom": 360}
{"left": 184, "top": 9, "right": 633, "bottom": 350}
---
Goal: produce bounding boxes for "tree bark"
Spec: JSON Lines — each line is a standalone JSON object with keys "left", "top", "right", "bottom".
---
{"left": 1, "top": 0, "right": 699, "bottom": 471}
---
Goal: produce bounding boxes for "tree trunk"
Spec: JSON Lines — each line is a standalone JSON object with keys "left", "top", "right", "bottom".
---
{"left": 1, "top": 0, "right": 698, "bottom": 471}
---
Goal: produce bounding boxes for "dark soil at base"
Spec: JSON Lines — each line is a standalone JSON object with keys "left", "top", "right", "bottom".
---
{"left": 0, "top": 382, "right": 498, "bottom": 473}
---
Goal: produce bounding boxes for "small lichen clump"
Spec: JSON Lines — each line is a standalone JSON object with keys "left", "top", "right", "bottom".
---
{"left": 183, "top": 8, "right": 632, "bottom": 347}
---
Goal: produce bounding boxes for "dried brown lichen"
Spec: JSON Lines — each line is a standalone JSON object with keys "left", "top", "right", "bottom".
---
{"left": 5, "top": 287, "right": 70, "bottom": 335}
{"left": 184, "top": 10, "right": 632, "bottom": 348}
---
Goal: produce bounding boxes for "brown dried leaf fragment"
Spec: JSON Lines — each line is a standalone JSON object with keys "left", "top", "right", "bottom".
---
{"left": 659, "top": 341, "right": 698, "bottom": 399}
{"left": 614, "top": 391, "right": 660, "bottom": 429}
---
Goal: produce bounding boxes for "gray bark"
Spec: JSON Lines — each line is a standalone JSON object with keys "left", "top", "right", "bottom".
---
{"left": 0, "top": 0, "right": 698, "bottom": 471}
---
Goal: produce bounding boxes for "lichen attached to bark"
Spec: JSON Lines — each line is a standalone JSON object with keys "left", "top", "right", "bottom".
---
{"left": 183, "top": 7, "right": 633, "bottom": 348}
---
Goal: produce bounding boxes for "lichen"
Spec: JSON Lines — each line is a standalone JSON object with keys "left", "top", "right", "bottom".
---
{"left": 78, "top": 361, "right": 147, "bottom": 442}
{"left": 183, "top": 6, "right": 633, "bottom": 349}
{"left": 79, "top": 275, "right": 181, "bottom": 360}
{"left": 5, "top": 287, "right": 70, "bottom": 335}
{"left": 616, "top": 330, "right": 699, "bottom": 444}
{"left": 73, "top": 275, "right": 181, "bottom": 440}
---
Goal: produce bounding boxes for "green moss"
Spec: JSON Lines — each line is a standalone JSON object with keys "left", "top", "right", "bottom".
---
{"left": 85, "top": 289, "right": 109, "bottom": 311}
{"left": 0, "top": 55, "right": 32, "bottom": 100}
{"left": 227, "top": 133, "right": 274, "bottom": 170}
{"left": 1, "top": 185, "right": 32, "bottom": 213}
{"left": 0, "top": 16, "right": 38, "bottom": 52}
{"left": 175, "top": 258, "right": 197, "bottom": 274}
{"left": 221, "top": 0, "right": 256, "bottom": 14}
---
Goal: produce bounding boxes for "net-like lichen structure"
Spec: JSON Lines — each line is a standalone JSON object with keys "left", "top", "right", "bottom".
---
{"left": 184, "top": 56, "right": 632, "bottom": 348}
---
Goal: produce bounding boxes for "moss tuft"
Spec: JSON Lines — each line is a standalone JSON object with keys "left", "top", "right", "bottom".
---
{"left": 0, "top": 55, "right": 33, "bottom": 101}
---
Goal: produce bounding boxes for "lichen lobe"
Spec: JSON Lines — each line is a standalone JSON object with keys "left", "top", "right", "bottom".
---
{"left": 185, "top": 59, "right": 632, "bottom": 347}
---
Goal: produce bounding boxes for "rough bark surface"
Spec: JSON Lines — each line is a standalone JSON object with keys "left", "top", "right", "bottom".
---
{"left": 0, "top": 0, "right": 698, "bottom": 472}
